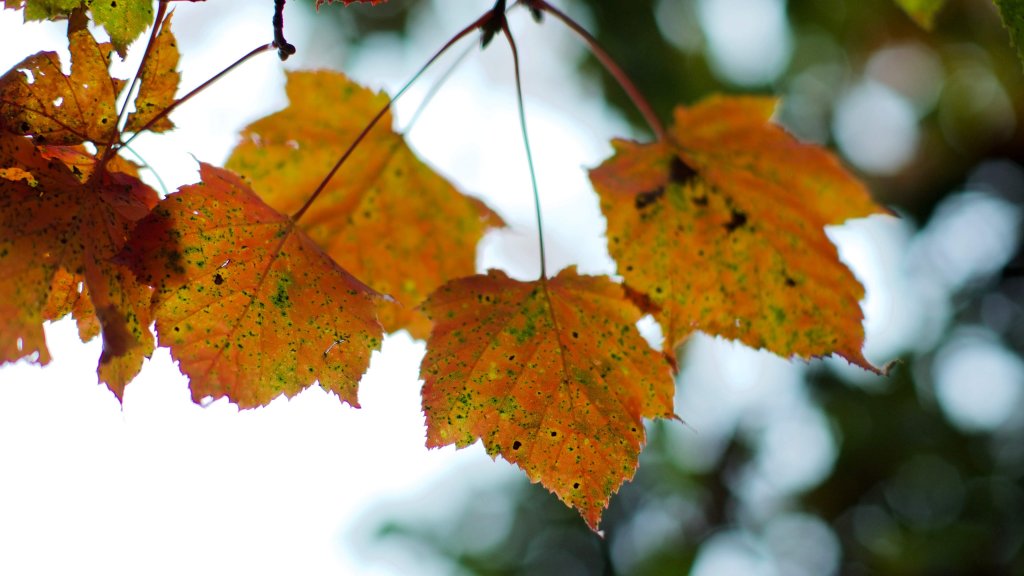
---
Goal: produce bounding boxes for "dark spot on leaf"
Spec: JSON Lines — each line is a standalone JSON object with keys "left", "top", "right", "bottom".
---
{"left": 573, "top": 482, "right": 580, "bottom": 489}
{"left": 635, "top": 188, "right": 664, "bottom": 210}
{"left": 213, "top": 273, "right": 224, "bottom": 285}
{"left": 670, "top": 156, "right": 697, "bottom": 184}
{"left": 724, "top": 209, "right": 747, "bottom": 233}
{"left": 572, "top": 331, "right": 579, "bottom": 339}
{"left": 512, "top": 440, "right": 522, "bottom": 450}
{"left": 550, "top": 431, "right": 558, "bottom": 437}
{"left": 784, "top": 275, "right": 796, "bottom": 287}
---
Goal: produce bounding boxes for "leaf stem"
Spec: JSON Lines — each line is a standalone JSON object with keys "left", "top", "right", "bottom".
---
{"left": 526, "top": 0, "right": 667, "bottom": 142}
{"left": 120, "top": 143, "right": 170, "bottom": 196}
{"left": 120, "top": 43, "right": 275, "bottom": 149}
{"left": 501, "top": 20, "right": 547, "bottom": 279}
{"left": 400, "top": 41, "right": 475, "bottom": 135}
{"left": 291, "top": 9, "right": 499, "bottom": 223}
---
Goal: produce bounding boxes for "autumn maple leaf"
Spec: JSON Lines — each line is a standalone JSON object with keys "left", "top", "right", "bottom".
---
{"left": 420, "top": 268, "right": 676, "bottom": 530}
{"left": 0, "top": 28, "right": 125, "bottom": 145}
{"left": 124, "top": 11, "right": 179, "bottom": 134}
{"left": 227, "top": 71, "right": 502, "bottom": 338}
{"left": 0, "top": 134, "right": 158, "bottom": 397}
{"left": 590, "top": 96, "right": 889, "bottom": 370}
{"left": 0, "top": 21, "right": 185, "bottom": 397}
{"left": 121, "top": 164, "right": 384, "bottom": 409}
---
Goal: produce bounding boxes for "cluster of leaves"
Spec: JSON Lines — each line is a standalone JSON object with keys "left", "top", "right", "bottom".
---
{"left": 0, "top": 0, "right": 897, "bottom": 529}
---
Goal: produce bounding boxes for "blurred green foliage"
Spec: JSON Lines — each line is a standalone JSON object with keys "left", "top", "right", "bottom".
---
{"left": 314, "top": 1, "right": 1024, "bottom": 573}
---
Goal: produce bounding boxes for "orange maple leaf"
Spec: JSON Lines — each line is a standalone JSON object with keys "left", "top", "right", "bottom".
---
{"left": 227, "top": 71, "right": 502, "bottom": 338}
{"left": 121, "top": 163, "right": 384, "bottom": 409}
{"left": 420, "top": 267, "right": 676, "bottom": 530}
{"left": 43, "top": 268, "right": 100, "bottom": 343}
{"left": 0, "top": 28, "right": 125, "bottom": 145}
{"left": 0, "top": 134, "right": 157, "bottom": 397}
{"left": 124, "top": 11, "right": 180, "bottom": 134}
{"left": 590, "top": 96, "right": 889, "bottom": 369}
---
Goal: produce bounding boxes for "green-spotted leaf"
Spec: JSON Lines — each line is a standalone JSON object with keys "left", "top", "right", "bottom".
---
{"left": 124, "top": 10, "right": 179, "bottom": 133}
{"left": 0, "top": 27, "right": 125, "bottom": 145}
{"left": 420, "top": 267, "right": 676, "bottom": 530}
{"left": 590, "top": 96, "right": 888, "bottom": 370}
{"left": 120, "top": 163, "right": 384, "bottom": 409}
{"left": 227, "top": 71, "right": 502, "bottom": 339}
{"left": 88, "top": 0, "right": 155, "bottom": 57}
{"left": 0, "top": 134, "right": 158, "bottom": 397}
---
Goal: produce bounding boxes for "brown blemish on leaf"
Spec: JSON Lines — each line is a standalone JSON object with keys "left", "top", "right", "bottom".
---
{"left": 590, "top": 95, "right": 889, "bottom": 371}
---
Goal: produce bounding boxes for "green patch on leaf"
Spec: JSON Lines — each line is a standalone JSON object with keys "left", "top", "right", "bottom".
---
{"left": 22, "top": 0, "right": 79, "bottom": 20}
{"left": 88, "top": 0, "right": 155, "bottom": 56}
{"left": 995, "top": 0, "right": 1024, "bottom": 71}
{"left": 894, "top": 0, "right": 946, "bottom": 29}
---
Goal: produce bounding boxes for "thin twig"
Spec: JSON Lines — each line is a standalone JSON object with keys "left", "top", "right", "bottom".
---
{"left": 121, "top": 43, "right": 275, "bottom": 149}
{"left": 116, "top": 0, "right": 169, "bottom": 134}
{"left": 292, "top": 9, "right": 499, "bottom": 222}
{"left": 501, "top": 20, "right": 547, "bottom": 278}
{"left": 273, "top": 0, "right": 296, "bottom": 60}
{"left": 527, "top": 0, "right": 667, "bottom": 141}
{"left": 400, "top": 41, "right": 475, "bottom": 135}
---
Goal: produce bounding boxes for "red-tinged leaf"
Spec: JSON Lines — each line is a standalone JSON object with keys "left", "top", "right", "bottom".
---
{"left": 590, "top": 96, "right": 889, "bottom": 370}
{"left": 420, "top": 267, "right": 676, "bottom": 530}
{"left": 315, "top": 0, "right": 386, "bottom": 9}
{"left": 0, "top": 134, "right": 158, "bottom": 395}
{"left": 227, "top": 71, "right": 502, "bottom": 339}
{"left": 0, "top": 28, "right": 125, "bottom": 145}
{"left": 121, "top": 163, "right": 384, "bottom": 409}
{"left": 125, "top": 11, "right": 180, "bottom": 134}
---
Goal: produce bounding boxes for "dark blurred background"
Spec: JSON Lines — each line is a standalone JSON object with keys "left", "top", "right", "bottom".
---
{"left": 304, "top": 0, "right": 1024, "bottom": 574}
